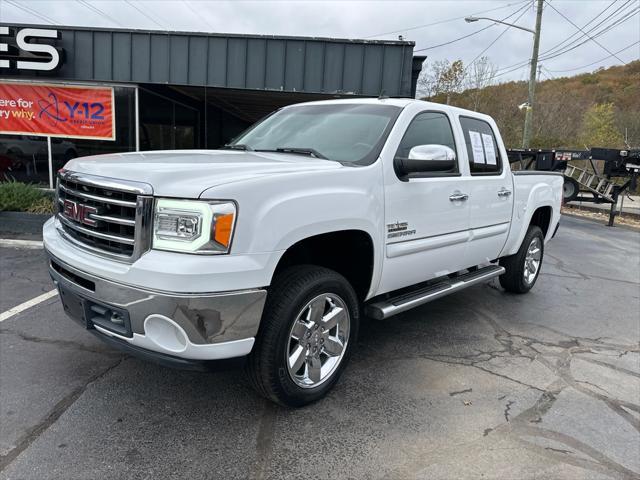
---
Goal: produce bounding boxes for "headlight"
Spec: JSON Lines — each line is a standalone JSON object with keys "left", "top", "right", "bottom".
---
{"left": 153, "top": 199, "right": 236, "bottom": 254}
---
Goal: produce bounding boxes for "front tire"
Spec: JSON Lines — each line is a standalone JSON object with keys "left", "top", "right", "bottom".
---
{"left": 499, "top": 225, "right": 544, "bottom": 294}
{"left": 246, "top": 265, "right": 359, "bottom": 407}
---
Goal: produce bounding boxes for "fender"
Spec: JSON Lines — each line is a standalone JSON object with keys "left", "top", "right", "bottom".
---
{"left": 201, "top": 163, "right": 386, "bottom": 297}
{"left": 500, "top": 179, "right": 560, "bottom": 257}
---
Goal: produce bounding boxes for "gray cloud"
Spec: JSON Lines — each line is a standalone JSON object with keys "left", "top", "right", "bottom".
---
{"left": 1, "top": 0, "right": 638, "bottom": 81}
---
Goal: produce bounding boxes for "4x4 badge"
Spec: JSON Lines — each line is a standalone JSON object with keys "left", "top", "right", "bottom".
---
{"left": 387, "top": 221, "right": 416, "bottom": 239}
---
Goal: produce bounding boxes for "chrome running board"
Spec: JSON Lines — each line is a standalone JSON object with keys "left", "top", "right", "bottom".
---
{"left": 365, "top": 265, "right": 505, "bottom": 320}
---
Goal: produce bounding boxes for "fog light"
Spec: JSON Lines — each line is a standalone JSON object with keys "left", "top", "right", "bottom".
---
{"left": 144, "top": 315, "right": 188, "bottom": 352}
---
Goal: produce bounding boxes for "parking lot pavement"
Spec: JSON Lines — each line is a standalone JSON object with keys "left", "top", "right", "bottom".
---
{"left": 0, "top": 248, "right": 52, "bottom": 312}
{"left": 0, "top": 215, "right": 638, "bottom": 480}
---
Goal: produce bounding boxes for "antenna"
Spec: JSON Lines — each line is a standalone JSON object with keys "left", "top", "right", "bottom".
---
{"left": 378, "top": 89, "right": 388, "bottom": 100}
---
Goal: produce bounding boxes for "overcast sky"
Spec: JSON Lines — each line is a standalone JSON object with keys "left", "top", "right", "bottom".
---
{"left": 1, "top": 0, "right": 638, "bottom": 83}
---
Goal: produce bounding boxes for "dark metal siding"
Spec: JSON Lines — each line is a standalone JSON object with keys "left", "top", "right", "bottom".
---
{"left": 2, "top": 24, "right": 417, "bottom": 97}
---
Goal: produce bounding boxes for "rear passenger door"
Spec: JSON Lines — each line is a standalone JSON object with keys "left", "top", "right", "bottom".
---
{"left": 458, "top": 116, "right": 513, "bottom": 266}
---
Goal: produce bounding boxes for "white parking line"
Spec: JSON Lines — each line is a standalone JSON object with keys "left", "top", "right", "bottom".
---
{"left": 0, "top": 239, "right": 44, "bottom": 249}
{"left": 0, "top": 289, "right": 58, "bottom": 322}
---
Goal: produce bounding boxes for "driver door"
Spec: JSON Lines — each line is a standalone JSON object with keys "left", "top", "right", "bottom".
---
{"left": 379, "top": 111, "right": 471, "bottom": 295}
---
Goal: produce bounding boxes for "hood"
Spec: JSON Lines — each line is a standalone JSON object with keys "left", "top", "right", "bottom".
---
{"left": 64, "top": 149, "right": 342, "bottom": 197}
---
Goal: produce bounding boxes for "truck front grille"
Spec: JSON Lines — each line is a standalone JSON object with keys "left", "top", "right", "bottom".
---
{"left": 56, "top": 171, "right": 153, "bottom": 262}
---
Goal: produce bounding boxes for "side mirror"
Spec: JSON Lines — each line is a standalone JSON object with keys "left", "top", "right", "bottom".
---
{"left": 397, "top": 144, "right": 457, "bottom": 176}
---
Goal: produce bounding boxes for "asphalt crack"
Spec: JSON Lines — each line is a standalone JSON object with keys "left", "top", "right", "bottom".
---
{"left": 504, "top": 400, "right": 515, "bottom": 422}
{"left": 0, "top": 356, "right": 124, "bottom": 472}
{"left": 0, "top": 329, "right": 121, "bottom": 357}
{"left": 248, "top": 400, "right": 278, "bottom": 480}
{"left": 449, "top": 388, "right": 472, "bottom": 397}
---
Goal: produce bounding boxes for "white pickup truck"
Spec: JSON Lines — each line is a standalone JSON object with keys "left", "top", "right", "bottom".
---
{"left": 44, "top": 98, "right": 563, "bottom": 406}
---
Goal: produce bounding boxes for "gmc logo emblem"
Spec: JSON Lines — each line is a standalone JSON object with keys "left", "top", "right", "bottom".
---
{"left": 63, "top": 199, "right": 98, "bottom": 227}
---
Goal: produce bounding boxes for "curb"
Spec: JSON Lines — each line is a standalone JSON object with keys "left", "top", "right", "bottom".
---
{"left": 566, "top": 203, "right": 640, "bottom": 220}
{"left": 0, "top": 238, "right": 44, "bottom": 249}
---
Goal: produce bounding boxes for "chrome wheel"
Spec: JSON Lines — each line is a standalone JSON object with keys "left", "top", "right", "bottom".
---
{"left": 286, "top": 293, "right": 350, "bottom": 389}
{"left": 523, "top": 237, "right": 542, "bottom": 285}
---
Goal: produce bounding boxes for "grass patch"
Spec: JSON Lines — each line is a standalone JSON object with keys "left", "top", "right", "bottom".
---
{"left": 0, "top": 181, "right": 55, "bottom": 213}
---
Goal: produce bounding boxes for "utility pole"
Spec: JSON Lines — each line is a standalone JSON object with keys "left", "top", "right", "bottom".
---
{"left": 522, "top": 0, "right": 544, "bottom": 148}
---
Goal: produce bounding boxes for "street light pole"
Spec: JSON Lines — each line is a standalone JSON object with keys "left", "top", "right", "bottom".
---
{"left": 465, "top": 0, "right": 544, "bottom": 148}
{"left": 522, "top": 0, "right": 544, "bottom": 148}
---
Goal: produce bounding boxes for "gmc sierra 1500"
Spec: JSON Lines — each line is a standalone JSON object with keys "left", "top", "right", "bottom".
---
{"left": 44, "top": 98, "right": 563, "bottom": 406}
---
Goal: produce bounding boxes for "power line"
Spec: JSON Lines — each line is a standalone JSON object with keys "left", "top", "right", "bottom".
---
{"left": 363, "top": 0, "right": 529, "bottom": 39}
{"left": 540, "top": 65, "right": 555, "bottom": 80}
{"left": 534, "top": 0, "right": 623, "bottom": 60}
{"left": 545, "top": 1, "right": 626, "bottom": 62}
{"left": 76, "top": 0, "right": 126, "bottom": 28}
{"left": 491, "top": 3, "right": 638, "bottom": 79}
{"left": 497, "top": 1, "right": 634, "bottom": 72}
{"left": 4, "top": 0, "right": 58, "bottom": 24}
{"left": 539, "top": 7, "right": 638, "bottom": 61}
{"left": 546, "top": 40, "right": 640, "bottom": 73}
{"left": 123, "top": 0, "right": 167, "bottom": 30}
{"left": 465, "top": 2, "right": 531, "bottom": 70}
{"left": 414, "top": 2, "right": 533, "bottom": 53}
{"left": 182, "top": 0, "right": 217, "bottom": 31}
{"left": 497, "top": 1, "right": 636, "bottom": 73}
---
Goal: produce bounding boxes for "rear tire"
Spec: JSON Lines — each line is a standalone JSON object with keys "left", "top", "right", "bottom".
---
{"left": 563, "top": 176, "right": 579, "bottom": 203}
{"left": 246, "top": 265, "right": 359, "bottom": 407}
{"left": 499, "top": 225, "right": 544, "bottom": 294}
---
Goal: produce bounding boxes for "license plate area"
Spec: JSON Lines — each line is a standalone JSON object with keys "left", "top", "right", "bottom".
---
{"left": 84, "top": 299, "right": 132, "bottom": 337}
{"left": 58, "top": 284, "right": 132, "bottom": 337}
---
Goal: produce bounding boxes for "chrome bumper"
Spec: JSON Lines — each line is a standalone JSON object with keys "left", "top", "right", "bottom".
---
{"left": 46, "top": 251, "right": 266, "bottom": 360}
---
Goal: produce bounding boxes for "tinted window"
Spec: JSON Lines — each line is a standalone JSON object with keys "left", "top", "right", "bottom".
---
{"left": 396, "top": 111, "right": 457, "bottom": 161}
{"left": 230, "top": 104, "right": 401, "bottom": 165}
{"left": 459, "top": 116, "right": 502, "bottom": 175}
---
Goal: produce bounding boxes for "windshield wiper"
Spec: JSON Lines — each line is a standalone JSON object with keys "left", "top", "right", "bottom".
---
{"left": 222, "top": 143, "right": 253, "bottom": 151}
{"left": 265, "top": 147, "right": 328, "bottom": 159}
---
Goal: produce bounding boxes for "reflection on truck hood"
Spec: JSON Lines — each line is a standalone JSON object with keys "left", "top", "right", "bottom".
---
{"left": 64, "top": 149, "right": 342, "bottom": 198}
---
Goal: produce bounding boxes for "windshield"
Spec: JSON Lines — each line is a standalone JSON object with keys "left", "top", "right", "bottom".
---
{"left": 229, "top": 103, "right": 401, "bottom": 165}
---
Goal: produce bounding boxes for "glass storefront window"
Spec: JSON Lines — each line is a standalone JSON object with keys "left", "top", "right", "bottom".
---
{"left": 0, "top": 85, "right": 136, "bottom": 186}
{"left": 139, "top": 89, "right": 199, "bottom": 151}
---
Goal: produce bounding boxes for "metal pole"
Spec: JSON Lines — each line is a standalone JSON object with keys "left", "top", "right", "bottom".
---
{"left": 47, "top": 136, "right": 53, "bottom": 190}
{"left": 134, "top": 86, "right": 140, "bottom": 152}
{"left": 522, "top": 0, "right": 544, "bottom": 148}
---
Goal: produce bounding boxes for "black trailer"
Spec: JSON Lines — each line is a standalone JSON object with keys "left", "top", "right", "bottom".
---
{"left": 507, "top": 147, "right": 640, "bottom": 226}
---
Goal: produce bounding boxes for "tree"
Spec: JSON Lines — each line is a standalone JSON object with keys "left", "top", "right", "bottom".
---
{"left": 416, "top": 59, "right": 466, "bottom": 103}
{"left": 465, "top": 57, "right": 498, "bottom": 111}
{"left": 580, "top": 103, "right": 624, "bottom": 148}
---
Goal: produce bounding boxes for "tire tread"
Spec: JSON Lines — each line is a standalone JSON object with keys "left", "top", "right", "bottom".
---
{"left": 245, "top": 265, "right": 358, "bottom": 407}
{"left": 499, "top": 225, "right": 544, "bottom": 294}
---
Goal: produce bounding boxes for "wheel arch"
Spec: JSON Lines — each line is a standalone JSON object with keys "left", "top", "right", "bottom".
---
{"left": 529, "top": 205, "right": 553, "bottom": 238}
{"left": 272, "top": 229, "right": 375, "bottom": 303}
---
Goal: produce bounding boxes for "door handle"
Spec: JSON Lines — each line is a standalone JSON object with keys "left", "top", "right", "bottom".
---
{"left": 498, "top": 188, "right": 512, "bottom": 197}
{"left": 449, "top": 192, "right": 469, "bottom": 202}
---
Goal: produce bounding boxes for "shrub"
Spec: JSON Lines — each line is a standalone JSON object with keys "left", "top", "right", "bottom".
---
{"left": 0, "top": 181, "right": 54, "bottom": 213}
{"left": 26, "top": 196, "right": 56, "bottom": 214}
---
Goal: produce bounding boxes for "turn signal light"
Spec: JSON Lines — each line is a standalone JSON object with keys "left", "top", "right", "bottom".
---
{"left": 213, "top": 213, "right": 234, "bottom": 247}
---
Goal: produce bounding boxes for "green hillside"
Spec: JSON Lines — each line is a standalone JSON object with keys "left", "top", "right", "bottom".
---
{"left": 425, "top": 60, "right": 640, "bottom": 150}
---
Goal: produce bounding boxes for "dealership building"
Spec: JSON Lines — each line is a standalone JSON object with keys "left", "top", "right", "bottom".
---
{"left": 0, "top": 23, "right": 424, "bottom": 187}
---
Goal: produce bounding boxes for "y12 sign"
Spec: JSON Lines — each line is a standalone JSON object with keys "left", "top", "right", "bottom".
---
{"left": 0, "top": 82, "right": 115, "bottom": 140}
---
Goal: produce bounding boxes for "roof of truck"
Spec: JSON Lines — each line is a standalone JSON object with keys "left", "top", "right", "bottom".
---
{"left": 289, "top": 97, "right": 493, "bottom": 122}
